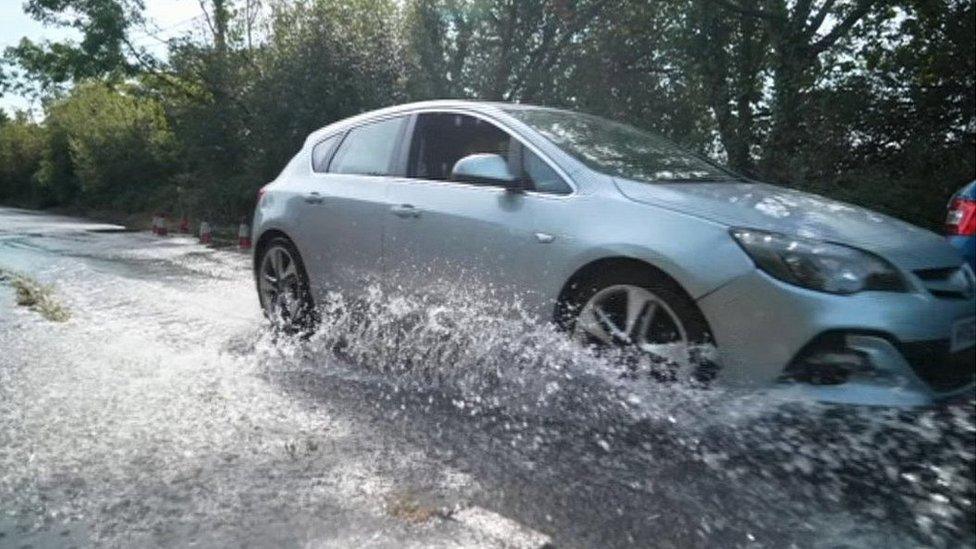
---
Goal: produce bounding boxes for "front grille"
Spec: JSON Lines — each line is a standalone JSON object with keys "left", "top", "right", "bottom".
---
{"left": 914, "top": 266, "right": 975, "bottom": 299}
{"left": 900, "top": 339, "right": 976, "bottom": 392}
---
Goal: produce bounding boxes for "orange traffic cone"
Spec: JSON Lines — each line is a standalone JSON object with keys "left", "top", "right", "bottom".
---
{"left": 200, "top": 221, "right": 213, "bottom": 244}
{"left": 199, "top": 221, "right": 213, "bottom": 244}
{"left": 238, "top": 219, "right": 252, "bottom": 250}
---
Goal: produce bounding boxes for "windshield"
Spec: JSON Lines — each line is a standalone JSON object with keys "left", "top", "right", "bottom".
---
{"left": 505, "top": 107, "right": 736, "bottom": 183}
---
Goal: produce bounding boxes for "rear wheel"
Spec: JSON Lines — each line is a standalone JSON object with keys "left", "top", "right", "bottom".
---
{"left": 562, "top": 265, "right": 716, "bottom": 382}
{"left": 257, "top": 238, "right": 316, "bottom": 334}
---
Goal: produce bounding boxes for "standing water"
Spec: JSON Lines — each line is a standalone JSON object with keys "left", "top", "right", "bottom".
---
{"left": 0, "top": 207, "right": 973, "bottom": 548}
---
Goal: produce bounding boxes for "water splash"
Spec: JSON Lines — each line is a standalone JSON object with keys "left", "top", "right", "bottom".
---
{"left": 257, "top": 284, "right": 976, "bottom": 547}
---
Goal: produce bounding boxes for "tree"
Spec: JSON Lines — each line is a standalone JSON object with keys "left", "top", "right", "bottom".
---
{"left": 0, "top": 0, "right": 970, "bottom": 230}
{"left": 709, "top": 0, "right": 886, "bottom": 180}
{"left": 403, "top": 0, "right": 614, "bottom": 103}
{"left": 242, "top": 0, "right": 405, "bottom": 182}
{"left": 403, "top": 0, "right": 476, "bottom": 99}
{"left": 39, "top": 82, "right": 175, "bottom": 210}
{"left": 804, "top": 0, "right": 976, "bottom": 227}
{"left": 683, "top": 0, "right": 768, "bottom": 173}
{"left": 0, "top": 113, "right": 47, "bottom": 203}
{"left": 4, "top": 0, "right": 145, "bottom": 96}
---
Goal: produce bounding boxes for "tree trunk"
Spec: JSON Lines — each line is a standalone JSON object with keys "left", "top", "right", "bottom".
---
{"left": 489, "top": 1, "right": 519, "bottom": 100}
{"left": 730, "top": 7, "right": 761, "bottom": 175}
{"left": 765, "top": 44, "right": 813, "bottom": 181}
{"left": 213, "top": 0, "right": 229, "bottom": 56}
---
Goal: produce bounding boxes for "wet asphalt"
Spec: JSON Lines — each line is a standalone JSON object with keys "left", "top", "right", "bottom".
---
{"left": 0, "top": 207, "right": 973, "bottom": 548}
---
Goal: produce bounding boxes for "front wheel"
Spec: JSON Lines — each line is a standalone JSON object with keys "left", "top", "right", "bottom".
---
{"left": 256, "top": 238, "right": 316, "bottom": 334}
{"left": 563, "top": 267, "right": 717, "bottom": 383}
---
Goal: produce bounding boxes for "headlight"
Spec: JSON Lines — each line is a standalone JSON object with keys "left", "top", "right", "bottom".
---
{"left": 731, "top": 228, "right": 907, "bottom": 294}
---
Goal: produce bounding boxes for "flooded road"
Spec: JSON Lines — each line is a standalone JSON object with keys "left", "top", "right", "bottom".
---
{"left": 0, "top": 207, "right": 973, "bottom": 548}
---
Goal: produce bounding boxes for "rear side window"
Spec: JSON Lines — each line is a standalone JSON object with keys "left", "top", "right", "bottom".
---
{"left": 523, "top": 148, "right": 571, "bottom": 195}
{"left": 311, "top": 134, "right": 341, "bottom": 173}
{"left": 329, "top": 116, "right": 407, "bottom": 176}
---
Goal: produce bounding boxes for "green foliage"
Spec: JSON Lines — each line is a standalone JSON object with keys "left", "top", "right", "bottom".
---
{"left": 240, "top": 0, "right": 405, "bottom": 182}
{"left": 0, "top": 0, "right": 972, "bottom": 230}
{"left": 159, "top": 0, "right": 406, "bottom": 219}
{"left": 4, "top": 0, "right": 143, "bottom": 99}
{"left": 0, "top": 113, "right": 47, "bottom": 203}
{"left": 39, "top": 82, "right": 175, "bottom": 211}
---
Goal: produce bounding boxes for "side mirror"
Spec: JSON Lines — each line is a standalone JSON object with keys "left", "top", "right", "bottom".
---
{"left": 451, "top": 153, "right": 523, "bottom": 192}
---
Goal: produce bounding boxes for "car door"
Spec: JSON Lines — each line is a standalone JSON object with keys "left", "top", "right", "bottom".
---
{"left": 384, "top": 111, "right": 576, "bottom": 318}
{"left": 292, "top": 115, "right": 409, "bottom": 298}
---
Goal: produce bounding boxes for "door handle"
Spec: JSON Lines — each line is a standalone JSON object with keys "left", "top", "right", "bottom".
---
{"left": 534, "top": 232, "right": 556, "bottom": 244}
{"left": 391, "top": 204, "right": 421, "bottom": 218}
{"left": 305, "top": 192, "right": 325, "bottom": 204}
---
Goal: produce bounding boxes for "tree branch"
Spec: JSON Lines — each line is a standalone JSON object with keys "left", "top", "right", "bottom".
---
{"left": 121, "top": 36, "right": 198, "bottom": 99}
{"left": 507, "top": 0, "right": 612, "bottom": 99}
{"left": 804, "top": 0, "right": 838, "bottom": 40}
{"left": 793, "top": 0, "right": 815, "bottom": 28}
{"left": 707, "top": 0, "right": 784, "bottom": 21}
{"left": 811, "top": 0, "right": 876, "bottom": 55}
{"left": 197, "top": 0, "right": 218, "bottom": 41}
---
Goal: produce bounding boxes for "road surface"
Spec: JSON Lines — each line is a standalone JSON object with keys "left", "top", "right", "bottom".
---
{"left": 0, "top": 207, "right": 973, "bottom": 548}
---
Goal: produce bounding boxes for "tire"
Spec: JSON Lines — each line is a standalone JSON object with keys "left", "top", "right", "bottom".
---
{"left": 256, "top": 237, "right": 317, "bottom": 334}
{"left": 559, "top": 264, "right": 717, "bottom": 383}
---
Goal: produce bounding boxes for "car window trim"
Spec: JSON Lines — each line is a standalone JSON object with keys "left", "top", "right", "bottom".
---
{"left": 511, "top": 140, "right": 572, "bottom": 196}
{"left": 324, "top": 130, "right": 348, "bottom": 173}
{"left": 385, "top": 114, "right": 412, "bottom": 177}
{"left": 394, "top": 113, "right": 419, "bottom": 178}
{"left": 387, "top": 175, "right": 528, "bottom": 197}
{"left": 309, "top": 132, "right": 344, "bottom": 174}
{"left": 306, "top": 107, "right": 576, "bottom": 198}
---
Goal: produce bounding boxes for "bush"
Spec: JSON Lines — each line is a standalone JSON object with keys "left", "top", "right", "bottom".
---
{"left": 0, "top": 113, "right": 46, "bottom": 204}
{"left": 39, "top": 82, "right": 177, "bottom": 212}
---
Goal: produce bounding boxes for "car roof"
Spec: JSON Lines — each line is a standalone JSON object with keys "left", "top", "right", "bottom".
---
{"left": 957, "top": 180, "right": 976, "bottom": 200}
{"left": 303, "top": 100, "right": 555, "bottom": 147}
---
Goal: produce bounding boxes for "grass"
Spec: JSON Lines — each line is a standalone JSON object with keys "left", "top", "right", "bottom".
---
{"left": 385, "top": 493, "right": 451, "bottom": 524}
{"left": 0, "top": 269, "right": 71, "bottom": 322}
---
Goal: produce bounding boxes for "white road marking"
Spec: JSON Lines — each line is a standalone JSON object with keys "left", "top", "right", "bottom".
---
{"left": 452, "top": 506, "right": 552, "bottom": 549}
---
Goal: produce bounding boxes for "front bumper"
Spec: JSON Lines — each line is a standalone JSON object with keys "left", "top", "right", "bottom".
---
{"left": 697, "top": 269, "right": 976, "bottom": 407}
{"left": 947, "top": 235, "right": 976, "bottom": 271}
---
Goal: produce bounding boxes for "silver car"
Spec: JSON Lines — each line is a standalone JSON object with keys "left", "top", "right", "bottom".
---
{"left": 252, "top": 100, "right": 976, "bottom": 407}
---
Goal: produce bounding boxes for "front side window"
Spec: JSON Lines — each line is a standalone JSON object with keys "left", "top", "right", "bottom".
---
{"left": 329, "top": 116, "right": 406, "bottom": 176}
{"left": 505, "top": 107, "right": 735, "bottom": 183}
{"left": 408, "top": 113, "right": 511, "bottom": 182}
{"left": 522, "top": 147, "right": 571, "bottom": 195}
{"left": 408, "top": 112, "right": 571, "bottom": 194}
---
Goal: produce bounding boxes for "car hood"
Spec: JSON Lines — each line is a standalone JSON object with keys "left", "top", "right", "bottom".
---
{"left": 613, "top": 178, "right": 962, "bottom": 270}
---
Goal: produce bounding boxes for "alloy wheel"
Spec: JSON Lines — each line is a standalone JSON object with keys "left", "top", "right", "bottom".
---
{"left": 258, "top": 245, "right": 307, "bottom": 329}
{"left": 573, "top": 284, "right": 694, "bottom": 374}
